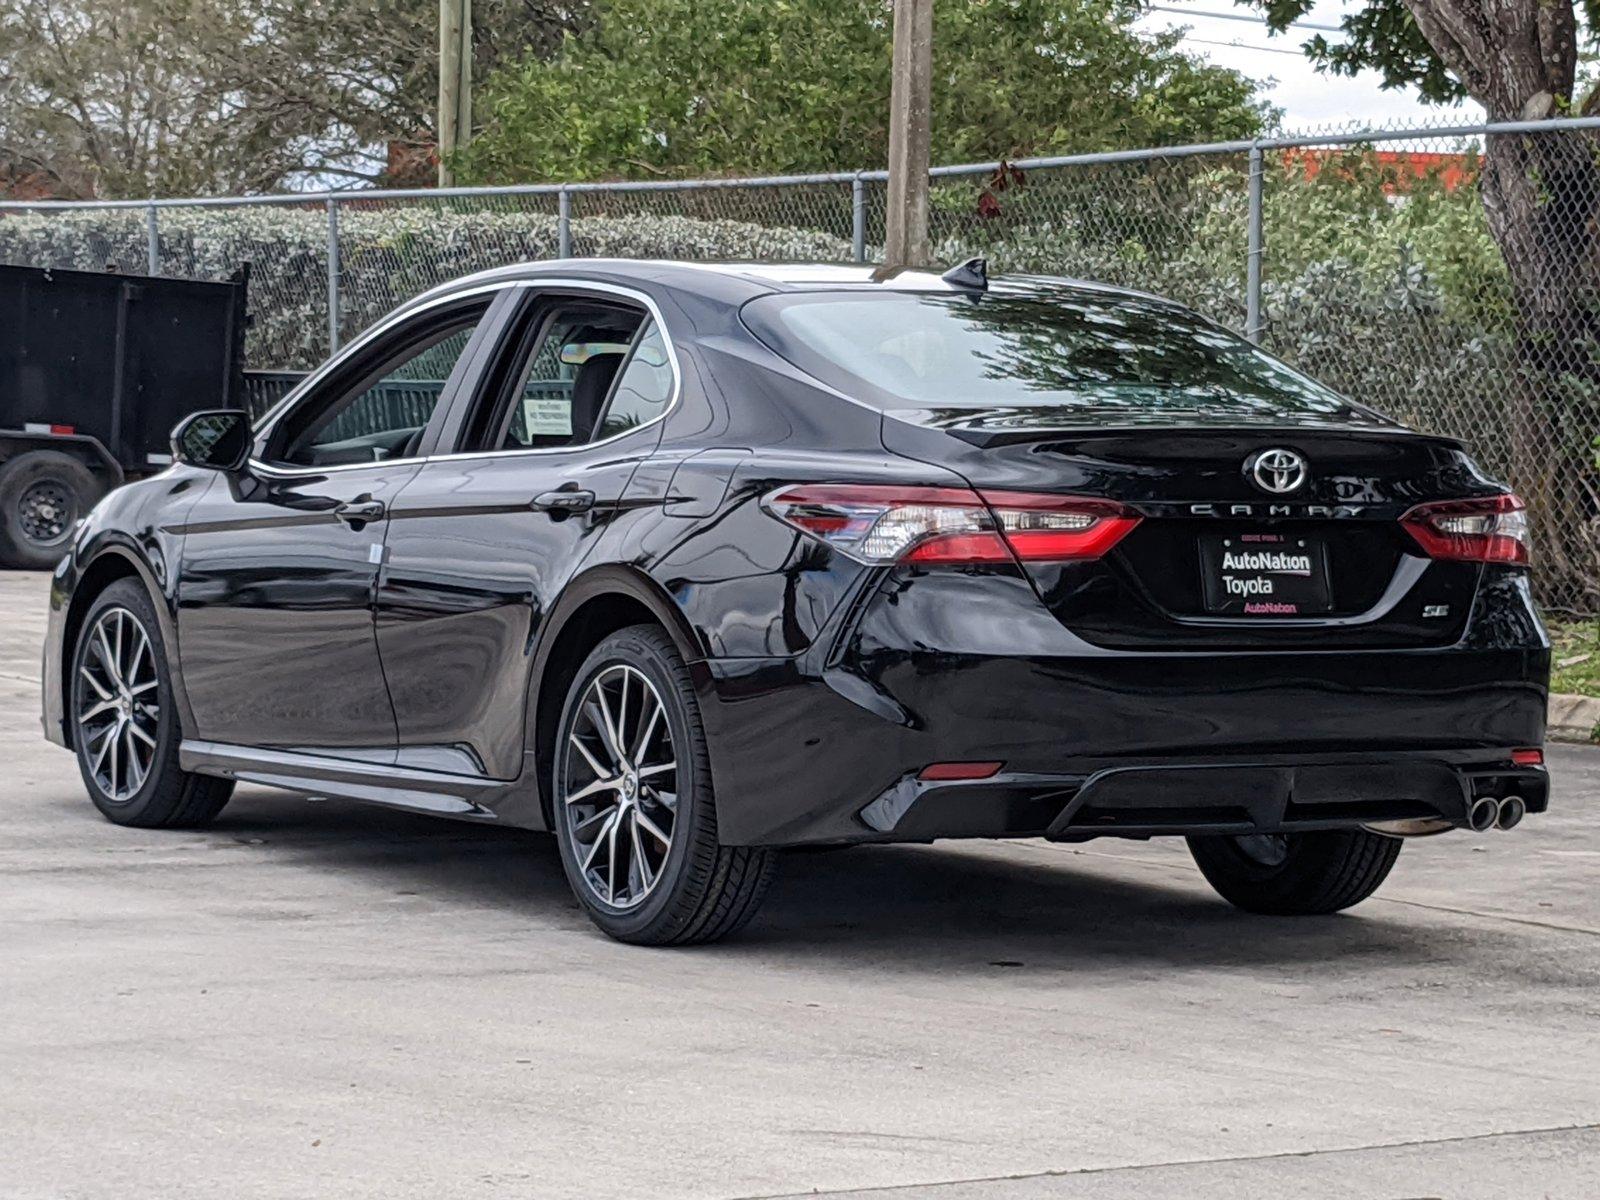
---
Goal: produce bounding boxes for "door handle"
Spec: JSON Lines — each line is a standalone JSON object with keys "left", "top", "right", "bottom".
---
{"left": 335, "top": 498, "right": 386, "bottom": 527}
{"left": 531, "top": 488, "right": 596, "bottom": 515}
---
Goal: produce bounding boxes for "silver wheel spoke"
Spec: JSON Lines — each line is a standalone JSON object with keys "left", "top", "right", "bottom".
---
{"left": 632, "top": 698, "right": 661, "bottom": 762}
{"left": 95, "top": 626, "right": 121, "bottom": 689}
{"left": 592, "top": 686, "right": 625, "bottom": 765}
{"left": 648, "top": 787, "right": 678, "bottom": 812}
{"left": 605, "top": 812, "right": 620, "bottom": 904}
{"left": 79, "top": 667, "right": 112, "bottom": 701}
{"left": 89, "top": 719, "right": 118, "bottom": 774}
{"left": 79, "top": 696, "right": 119, "bottom": 722}
{"left": 638, "top": 761, "right": 676, "bottom": 780}
{"left": 616, "top": 670, "right": 628, "bottom": 754}
{"left": 573, "top": 807, "right": 615, "bottom": 841}
{"left": 580, "top": 811, "right": 617, "bottom": 873}
{"left": 121, "top": 724, "right": 140, "bottom": 791}
{"left": 565, "top": 775, "right": 617, "bottom": 805}
{"left": 130, "top": 628, "right": 150, "bottom": 681}
{"left": 127, "top": 720, "right": 156, "bottom": 748}
{"left": 568, "top": 732, "right": 610, "bottom": 780}
{"left": 630, "top": 813, "right": 654, "bottom": 891}
{"left": 108, "top": 717, "right": 121, "bottom": 792}
{"left": 635, "top": 807, "right": 672, "bottom": 849}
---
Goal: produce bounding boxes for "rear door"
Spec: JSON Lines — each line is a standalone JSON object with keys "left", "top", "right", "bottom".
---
{"left": 175, "top": 294, "right": 499, "bottom": 755}
{"left": 375, "top": 285, "right": 677, "bottom": 779}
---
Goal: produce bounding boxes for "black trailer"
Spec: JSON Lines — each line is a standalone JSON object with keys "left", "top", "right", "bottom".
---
{"left": 0, "top": 262, "right": 248, "bottom": 567}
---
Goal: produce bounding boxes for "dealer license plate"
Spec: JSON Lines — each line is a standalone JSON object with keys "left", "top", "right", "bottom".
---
{"left": 1199, "top": 532, "right": 1332, "bottom": 616}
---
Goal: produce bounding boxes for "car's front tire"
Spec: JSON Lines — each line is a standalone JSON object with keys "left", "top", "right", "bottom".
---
{"left": 1186, "top": 829, "right": 1402, "bottom": 915}
{"left": 551, "top": 625, "right": 774, "bottom": 945}
{"left": 69, "top": 579, "right": 234, "bottom": 828}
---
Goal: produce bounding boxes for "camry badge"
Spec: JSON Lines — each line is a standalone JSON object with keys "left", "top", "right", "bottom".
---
{"left": 1248, "top": 448, "right": 1308, "bottom": 495}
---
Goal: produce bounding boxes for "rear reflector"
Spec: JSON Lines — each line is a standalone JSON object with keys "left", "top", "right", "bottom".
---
{"left": 1511, "top": 748, "right": 1543, "bottom": 767}
{"left": 918, "top": 761, "right": 1004, "bottom": 781}
{"left": 763, "top": 483, "right": 1139, "bottom": 566}
{"left": 1401, "top": 494, "right": 1529, "bottom": 565}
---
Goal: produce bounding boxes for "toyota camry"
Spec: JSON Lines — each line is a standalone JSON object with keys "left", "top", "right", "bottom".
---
{"left": 41, "top": 259, "right": 1550, "bottom": 944}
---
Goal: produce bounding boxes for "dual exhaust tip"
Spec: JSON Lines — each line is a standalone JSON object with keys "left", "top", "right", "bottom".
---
{"left": 1468, "top": 793, "right": 1526, "bottom": 833}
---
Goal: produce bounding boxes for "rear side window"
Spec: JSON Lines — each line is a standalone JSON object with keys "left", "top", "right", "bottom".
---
{"left": 741, "top": 289, "right": 1386, "bottom": 427}
{"left": 594, "top": 321, "right": 674, "bottom": 441}
{"left": 501, "top": 317, "right": 635, "bottom": 448}
{"left": 459, "top": 297, "right": 673, "bottom": 453}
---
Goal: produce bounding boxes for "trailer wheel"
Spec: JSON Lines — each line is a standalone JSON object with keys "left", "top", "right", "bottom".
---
{"left": 0, "top": 450, "right": 103, "bottom": 569}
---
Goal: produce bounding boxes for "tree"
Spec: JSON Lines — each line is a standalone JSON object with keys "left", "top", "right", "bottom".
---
{"left": 455, "top": 0, "right": 1271, "bottom": 184}
{"left": 1241, "top": 0, "right": 1600, "bottom": 598}
{"left": 0, "top": 0, "right": 588, "bottom": 197}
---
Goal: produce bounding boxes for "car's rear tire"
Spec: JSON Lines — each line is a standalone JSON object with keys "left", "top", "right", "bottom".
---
{"left": 69, "top": 579, "right": 234, "bottom": 828}
{"left": 551, "top": 624, "right": 774, "bottom": 945}
{"left": 1186, "top": 829, "right": 1402, "bottom": 915}
{"left": 0, "top": 450, "right": 104, "bottom": 569}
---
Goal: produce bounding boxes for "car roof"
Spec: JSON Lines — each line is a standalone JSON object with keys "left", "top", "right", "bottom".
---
{"left": 401, "top": 258, "right": 1166, "bottom": 314}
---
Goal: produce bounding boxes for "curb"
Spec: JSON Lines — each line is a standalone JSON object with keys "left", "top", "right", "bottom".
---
{"left": 1548, "top": 692, "right": 1600, "bottom": 743}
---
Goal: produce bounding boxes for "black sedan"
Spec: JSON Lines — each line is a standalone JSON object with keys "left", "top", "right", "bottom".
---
{"left": 41, "top": 260, "right": 1550, "bottom": 944}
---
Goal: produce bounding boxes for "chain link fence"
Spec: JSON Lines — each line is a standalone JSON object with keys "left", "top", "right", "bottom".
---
{"left": 3, "top": 117, "right": 1599, "bottom": 612}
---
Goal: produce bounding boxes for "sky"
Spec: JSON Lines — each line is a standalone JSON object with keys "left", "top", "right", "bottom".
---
{"left": 1134, "top": 0, "right": 1487, "bottom": 132}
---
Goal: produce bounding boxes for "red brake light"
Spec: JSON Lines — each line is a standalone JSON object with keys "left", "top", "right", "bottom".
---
{"left": 1512, "top": 748, "right": 1543, "bottom": 767}
{"left": 1400, "top": 494, "right": 1529, "bottom": 565}
{"left": 978, "top": 490, "right": 1142, "bottom": 562}
{"left": 762, "top": 484, "right": 1140, "bottom": 565}
{"left": 919, "top": 761, "right": 1004, "bottom": 781}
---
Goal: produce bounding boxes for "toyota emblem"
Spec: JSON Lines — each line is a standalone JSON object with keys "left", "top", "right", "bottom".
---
{"left": 1248, "top": 448, "right": 1308, "bottom": 495}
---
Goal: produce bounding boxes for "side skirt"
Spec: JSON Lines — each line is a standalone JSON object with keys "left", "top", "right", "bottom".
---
{"left": 178, "top": 739, "right": 513, "bottom": 820}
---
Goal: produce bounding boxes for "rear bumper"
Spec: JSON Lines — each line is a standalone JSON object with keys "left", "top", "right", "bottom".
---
{"left": 858, "top": 752, "right": 1548, "bottom": 842}
{"left": 698, "top": 568, "right": 1549, "bottom": 846}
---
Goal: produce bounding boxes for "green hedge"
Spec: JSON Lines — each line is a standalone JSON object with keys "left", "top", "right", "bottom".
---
{"left": 0, "top": 205, "right": 856, "bottom": 369}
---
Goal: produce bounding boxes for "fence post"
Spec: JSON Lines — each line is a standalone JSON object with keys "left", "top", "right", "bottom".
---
{"left": 145, "top": 202, "right": 159, "bottom": 276}
{"left": 1246, "top": 141, "right": 1264, "bottom": 344}
{"left": 326, "top": 197, "right": 341, "bottom": 354}
{"left": 852, "top": 174, "right": 867, "bottom": 263}
{"left": 558, "top": 186, "right": 572, "bottom": 258}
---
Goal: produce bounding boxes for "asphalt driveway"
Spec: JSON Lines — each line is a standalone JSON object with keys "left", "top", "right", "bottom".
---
{"left": 2, "top": 569, "right": 1596, "bottom": 1199}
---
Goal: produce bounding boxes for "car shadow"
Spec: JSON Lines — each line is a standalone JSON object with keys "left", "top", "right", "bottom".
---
{"left": 205, "top": 790, "right": 1466, "bottom": 976}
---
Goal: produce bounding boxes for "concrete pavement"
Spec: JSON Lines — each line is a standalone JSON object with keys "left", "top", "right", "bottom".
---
{"left": 2, "top": 570, "right": 1596, "bottom": 1199}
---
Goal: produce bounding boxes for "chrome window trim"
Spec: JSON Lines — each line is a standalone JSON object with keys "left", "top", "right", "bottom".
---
{"left": 247, "top": 277, "right": 682, "bottom": 477}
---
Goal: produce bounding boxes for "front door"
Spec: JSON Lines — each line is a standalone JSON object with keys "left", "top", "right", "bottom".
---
{"left": 376, "top": 291, "right": 677, "bottom": 779}
{"left": 175, "top": 296, "right": 497, "bottom": 756}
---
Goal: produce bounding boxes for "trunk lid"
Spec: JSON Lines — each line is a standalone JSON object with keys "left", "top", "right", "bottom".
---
{"left": 881, "top": 411, "right": 1498, "bottom": 650}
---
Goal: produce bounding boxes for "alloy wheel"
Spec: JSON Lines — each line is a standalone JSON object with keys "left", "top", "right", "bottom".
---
{"left": 76, "top": 607, "right": 161, "bottom": 803}
{"left": 560, "top": 664, "right": 679, "bottom": 910}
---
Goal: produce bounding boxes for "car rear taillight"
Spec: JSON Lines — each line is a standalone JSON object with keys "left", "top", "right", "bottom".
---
{"left": 1400, "top": 494, "right": 1530, "bottom": 565}
{"left": 762, "top": 484, "right": 1139, "bottom": 565}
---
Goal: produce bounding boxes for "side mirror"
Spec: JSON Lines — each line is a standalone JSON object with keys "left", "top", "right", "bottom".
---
{"left": 171, "top": 410, "right": 252, "bottom": 472}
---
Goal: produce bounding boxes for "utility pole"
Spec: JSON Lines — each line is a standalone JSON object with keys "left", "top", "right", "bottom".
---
{"left": 883, "top": 0, "right": 933, "bottom": 269}
{"left": 437, "top": 0, "right": 472, "bottom": 187}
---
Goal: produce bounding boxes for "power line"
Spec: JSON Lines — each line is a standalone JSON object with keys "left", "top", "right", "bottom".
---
{"left": 1183, "top": 35, "right": 1313, "bottom": 56}
{"left": 1146, "top": 4, "right": 1344, "bottom": 34}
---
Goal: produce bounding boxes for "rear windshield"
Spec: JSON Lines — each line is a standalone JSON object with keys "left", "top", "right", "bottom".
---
{"left": 742, "top": 288, "right": 1385, "bottom": 427}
